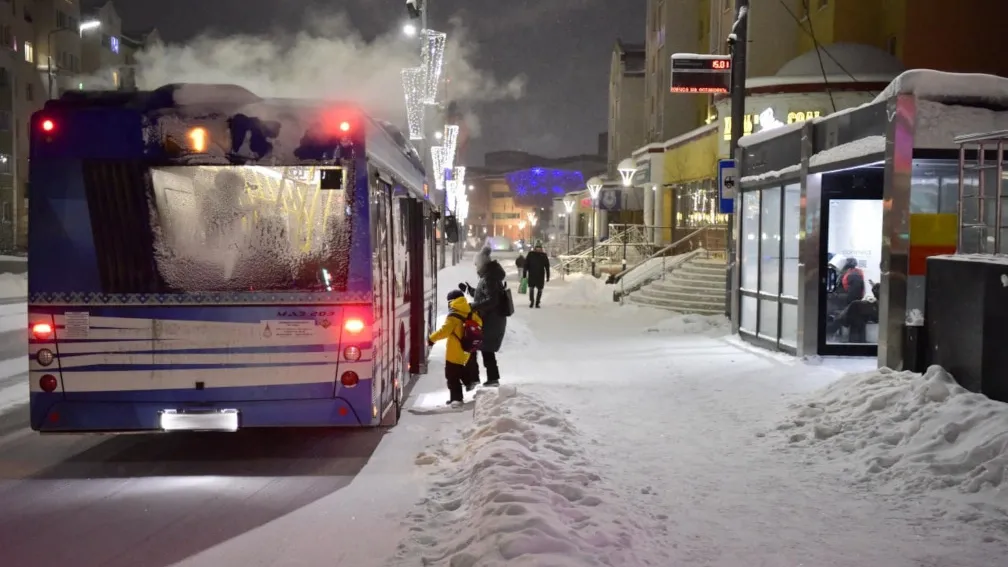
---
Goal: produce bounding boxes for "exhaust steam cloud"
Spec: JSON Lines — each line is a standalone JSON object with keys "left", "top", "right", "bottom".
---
{"left": 133, "top": 14, "right": 525, "bottom": 138}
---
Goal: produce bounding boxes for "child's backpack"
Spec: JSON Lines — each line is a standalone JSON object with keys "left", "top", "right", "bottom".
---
{"left": 450, "top": 312, "right": 484, "bottom": 352}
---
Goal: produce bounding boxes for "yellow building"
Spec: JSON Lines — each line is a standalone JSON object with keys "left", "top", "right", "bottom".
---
{"left": 484, "top": 176, "right": 532, "bottom": 242}
{"left": 644, "top": 0, "right": 1008, "bottom": 240}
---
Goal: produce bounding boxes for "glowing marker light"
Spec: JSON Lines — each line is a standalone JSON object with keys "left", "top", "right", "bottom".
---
{"left": 339, "top": 121, "right": 351, "bottom": 132}
{"left": 41, "top": 119, "right": 54, "bottom": 132}
{"left": 188, "top": 127, "right": 207, "bottom": 152}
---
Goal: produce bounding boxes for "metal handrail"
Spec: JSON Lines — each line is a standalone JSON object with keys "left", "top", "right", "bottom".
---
{"left": 610, "top": 226, "right": 711, "bottom": 281}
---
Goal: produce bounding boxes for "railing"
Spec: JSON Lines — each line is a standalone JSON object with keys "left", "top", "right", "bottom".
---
{"left": 557, "top": 224, "right": 650, "bottom": 276}
{"left": 610, "top": 226, "right": 727, "bottom": 300}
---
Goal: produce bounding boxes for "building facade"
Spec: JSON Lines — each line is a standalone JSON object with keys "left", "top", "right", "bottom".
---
{"left": 643, "top": 0, "right": 707, "bottom": 144}
{"left": 607, "top": 40, "right": 645, "bottom": 180}
{"left": 0, "top": 0, "right": 159, "bottom": 249}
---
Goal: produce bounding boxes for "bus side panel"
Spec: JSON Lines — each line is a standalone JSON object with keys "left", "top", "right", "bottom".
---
{"left": 425, "top": 201, "right": 438, "bottom": 349}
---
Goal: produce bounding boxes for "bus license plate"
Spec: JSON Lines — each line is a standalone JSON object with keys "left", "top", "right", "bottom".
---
{"left": 160, "top": 409, "right": 239, "bottom": 432}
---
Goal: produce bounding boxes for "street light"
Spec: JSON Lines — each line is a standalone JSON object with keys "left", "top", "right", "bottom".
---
{"left": 49, "top": 20, "right": 100, "bottom": 99}
{"left": 617, "top": 158, "right": 636, "bottom": 187}
{"left": 563, "top": 198, "right": 575, "bottom": 254}
{"left": 586, "top": 176, "right": 603, "bottom": 277}
{"left": 402, "top": 22, "right": 417, "bottom": 36}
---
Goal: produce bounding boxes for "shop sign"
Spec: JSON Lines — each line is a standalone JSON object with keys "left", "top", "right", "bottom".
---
{"left": 632, "top": 161, "right": 651, "bottom": 186}
{"left": 723, "top": 108, "right": 823, "bottom": 140}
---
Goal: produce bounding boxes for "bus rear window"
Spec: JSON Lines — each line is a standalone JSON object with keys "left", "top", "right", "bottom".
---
{"left": 149, "top": 165, "right": 351, "bottom": 292}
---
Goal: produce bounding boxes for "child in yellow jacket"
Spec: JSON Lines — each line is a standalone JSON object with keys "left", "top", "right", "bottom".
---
{"left": 428, "top": 289, "right": 483, "bottom": 407}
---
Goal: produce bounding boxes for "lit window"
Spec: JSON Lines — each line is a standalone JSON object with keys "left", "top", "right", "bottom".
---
{"left": 23, "top": 41, "right": 32, "bottom": 63}
{"left": 112, "top": 70, "right": 119, "bottom": 87}
{"left": 110, "top": 36, "right": 119, "bottom": 53}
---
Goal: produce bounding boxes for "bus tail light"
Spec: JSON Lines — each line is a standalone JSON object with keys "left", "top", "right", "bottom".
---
{"left": 344, "top": 318, "right": 365, "bottom": 334}
{"left": 343, "top": 346, "right": 361, "bottom": 361}
{"left": 32, "top": 322, "right": 53, "bottom": 340}
{"left": 340, "top": 371, "right": 359, "bottom": 388}
{"left": 39, "top": 374, "right": 58, "bottom": 392}
{"left": 41, "top": 119, "right": 55, "bottom": 132}
{"left": 37, "top": 348, "right": 55, "bottom": 366}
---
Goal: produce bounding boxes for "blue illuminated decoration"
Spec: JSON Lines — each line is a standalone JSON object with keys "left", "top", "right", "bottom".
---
{"left": 505, "top": 168, "right": 585, "bottom": 197}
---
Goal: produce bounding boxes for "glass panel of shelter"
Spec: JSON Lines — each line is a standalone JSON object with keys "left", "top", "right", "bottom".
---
{"left": 738, "top": 182, "right": 800, "bottom": 351}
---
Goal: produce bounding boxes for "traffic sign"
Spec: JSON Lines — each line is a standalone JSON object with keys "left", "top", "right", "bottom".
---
{"left": 718, "top": 159, "right": 736, "bottom": 214}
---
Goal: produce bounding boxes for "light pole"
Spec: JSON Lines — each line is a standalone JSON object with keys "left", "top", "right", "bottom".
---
{"left": 526, "top": 211, "right": 537, "bottom": 244}
{"left": 586, "top": 176, "right": 603, "bottom": 277}
{"left": 726, "top": 0, "right": 750, "bottom": 318}
{"left": 49, "top": 20, "right": 100, "bottom": 99}
{"left": 563, "top": 199, "right": 575, "bottom": 254}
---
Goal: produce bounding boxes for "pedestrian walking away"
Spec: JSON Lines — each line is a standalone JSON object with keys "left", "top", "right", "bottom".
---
{"left": 523, "top": 240, "right": 551, "bottom": 308}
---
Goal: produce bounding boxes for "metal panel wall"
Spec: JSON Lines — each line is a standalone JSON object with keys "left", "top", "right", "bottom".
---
{"left": 797, "top": 121, "right": 819, "bottom": 357}
{"left": 879, "top": 95, "right": 916, "bottom": 369}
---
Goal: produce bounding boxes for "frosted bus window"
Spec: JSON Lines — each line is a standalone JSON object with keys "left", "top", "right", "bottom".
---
{"left": 150, "top": 165, "right": 352, "bottom": 292}
{"left": 740, "top": 191, "right": 760, "bottom": 291}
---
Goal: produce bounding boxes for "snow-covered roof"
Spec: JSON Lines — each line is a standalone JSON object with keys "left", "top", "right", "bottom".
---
{"left": 776, "top": 43, "right": 905, "bottom": 79}
{"left": 872, "top": 69, "right": 1008, "bottom": 108}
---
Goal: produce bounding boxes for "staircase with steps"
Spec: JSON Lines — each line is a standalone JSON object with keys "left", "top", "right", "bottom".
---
{"left": 627, "top": 255, "right": 727, "bottom": 314}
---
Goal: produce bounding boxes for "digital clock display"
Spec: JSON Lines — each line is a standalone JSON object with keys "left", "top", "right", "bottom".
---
{"left": 669, "top": 54, "right": 732, "bottom": 95}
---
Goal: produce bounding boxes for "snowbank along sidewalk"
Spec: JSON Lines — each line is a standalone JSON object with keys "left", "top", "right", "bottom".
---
{"left": 776, "top": 364, "right": 1008, "bottom": 533}
{"left": 392, "top": 386, "right": 669, "bottom": 567}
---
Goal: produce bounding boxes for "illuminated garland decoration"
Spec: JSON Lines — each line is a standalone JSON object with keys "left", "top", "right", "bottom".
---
{"left": 505, "top": 168, "right": 587, "bottom": 197}
{"left": 401, "top": 67, "right": 425, "bottom": 140}
{"left": 420, "top": 29, "right": 447, "bottom": 104}
{"left": 442, "top": 124, "right": 459, "bottom": 170}
{"left": 444, "top": 166, "right": 466, "bottom": 212}
{"left": 456, "top": 193, "right": 469, "bottom": 222}
{"left": 430, "top": 145, "right": 447, "bottom": 191}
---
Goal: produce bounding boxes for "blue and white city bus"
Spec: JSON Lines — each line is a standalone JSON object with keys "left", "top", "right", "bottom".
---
{"left": 26, "top": 84, "right": 439, "bottom": 432}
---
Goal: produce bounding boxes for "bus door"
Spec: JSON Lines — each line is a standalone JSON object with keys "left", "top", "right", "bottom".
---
{"left": 372, "top": 175, "right": 395, "bottom": 412}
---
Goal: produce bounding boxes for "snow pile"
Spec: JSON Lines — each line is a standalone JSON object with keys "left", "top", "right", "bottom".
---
{"left": 0, "top": 272, "right": 26, "bottom": 299}
{"left": 778, "top": 365, "right": 1008, "bottom": 505}
{"left": 546, "top": 274, "right": 615, "bottom": 307}
{"left": 644, "top": 313, "right": 729, "bottom": 337}
{"left": 393, "top": 387, "right": 665, "bottom": 566}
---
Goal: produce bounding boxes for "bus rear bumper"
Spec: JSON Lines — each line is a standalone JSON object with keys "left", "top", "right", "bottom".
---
{"left": 30, "top": 393, "right": 373, "bottom": 432}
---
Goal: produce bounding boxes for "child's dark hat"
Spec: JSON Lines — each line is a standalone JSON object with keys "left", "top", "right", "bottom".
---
{"left": 446, "top": 289, "right": 464, "bottom": 302}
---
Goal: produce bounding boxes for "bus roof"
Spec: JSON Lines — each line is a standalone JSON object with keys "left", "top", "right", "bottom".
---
{"left": 38, "top": 84, "right": 428, "bottom": 199}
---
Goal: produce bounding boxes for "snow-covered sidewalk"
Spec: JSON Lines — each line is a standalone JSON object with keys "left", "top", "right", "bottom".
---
{"left": 394, "top": 263, "right": 1008, "bottom": 566}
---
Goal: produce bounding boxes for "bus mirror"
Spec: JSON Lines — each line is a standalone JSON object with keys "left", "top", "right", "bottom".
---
{"left": 444, "top": 215, "right": 459, "bottom": 243}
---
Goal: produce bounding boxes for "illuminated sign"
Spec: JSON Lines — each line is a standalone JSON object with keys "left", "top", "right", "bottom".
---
{"left": 670, "top": 54, "right": 731, "bottom": 95}
{"left": 723, "top": 108, "right": 822, "bottom": 140}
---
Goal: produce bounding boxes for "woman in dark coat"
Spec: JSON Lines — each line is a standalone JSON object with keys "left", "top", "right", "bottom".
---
{"left": 461, "top": 246, "right": 507, "bottom": 387}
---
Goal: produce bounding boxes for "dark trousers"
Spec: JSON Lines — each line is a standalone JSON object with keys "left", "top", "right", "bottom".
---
{"left": 529, "top": 286, "right": 542, "bottom": 306}
{"left": 445, "top": 362, "right": 467, "bottom": 402}
{"left": 465, "top": 350, "right": 500, "bottom": 385}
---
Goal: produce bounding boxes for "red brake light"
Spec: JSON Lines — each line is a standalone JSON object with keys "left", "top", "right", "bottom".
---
{"left": 340, "top": 371, "right": 359, "bottom": 387}
{"left": 39, "top": 374, "right": 58, "bottom": 392}
{"left": 32, "top": 322, "right": 53, "bottom": 339}
{"left": 344, "top": 318, "right": 365, "bottom": 333}
{"left": 339, "top": 121, "right": 351, "bottom": 132}
{"left": 41, "top": 119, "right": 54, "bottom": 132}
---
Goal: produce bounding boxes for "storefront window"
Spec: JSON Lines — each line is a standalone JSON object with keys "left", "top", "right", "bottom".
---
{"left": 740, "top": 191, "right": 759, "bottom": 291}
{"left": 674, "top": 179, "right": 729, "bottom": 228}
{"left": 759, "top": 187, "right": 782, "bottom": 295}
{"left": 782, "top": 184, "right": 800, "bottom": 297}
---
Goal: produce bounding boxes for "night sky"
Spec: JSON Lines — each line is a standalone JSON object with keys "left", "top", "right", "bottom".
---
{"left": 116, "top": 0, "right": 645, "bottom": 163}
